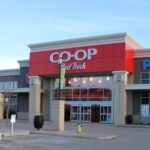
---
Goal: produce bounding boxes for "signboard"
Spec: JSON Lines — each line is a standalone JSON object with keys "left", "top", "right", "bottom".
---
{"left": 143, "top": 59, "right": 150, "bottom": 70}
{"left": 29, "top": 43, "right": 134, "bottom": 76}
{"left": 10, "top": 114, "right": 16, "bottom": 123}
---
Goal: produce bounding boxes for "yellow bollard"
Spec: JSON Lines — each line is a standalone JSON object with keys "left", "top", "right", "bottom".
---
{"left": 76, "top": 123, "right": 82, "bottom": 133}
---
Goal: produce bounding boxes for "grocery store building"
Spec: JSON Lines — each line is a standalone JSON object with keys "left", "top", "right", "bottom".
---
{"left": 0, "top": 32, "right": 150, "bottom": 125}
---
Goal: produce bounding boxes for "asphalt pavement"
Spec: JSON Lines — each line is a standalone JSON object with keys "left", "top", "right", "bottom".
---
{"left": 0, "top": 120, "right": 150, "bottom": 150}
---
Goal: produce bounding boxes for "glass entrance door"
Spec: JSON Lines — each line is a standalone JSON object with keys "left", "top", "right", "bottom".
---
{"left": 70, "top": 106, "right": 91, "bottom": 122}
{"left": 70, "top": 106, "right": 80, "bottom": 121}
{"left": 91, "top": 105, "right": 100, "bottom": 122}
{"left": 100, "top": 106, "right": 112, "bottom": 123}
{"left": 81, "top": 106, "right": 91, "bottom": 122}
{"left": 4, "top": 95, "right": 17, "bottom": 119}
{"left": 70, "top": 105, "right": 112, "bottom": 123}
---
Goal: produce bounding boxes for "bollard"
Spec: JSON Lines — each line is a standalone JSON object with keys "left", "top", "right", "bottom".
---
{"left": 76, "top": 123, "right": 82, "bottom": 133}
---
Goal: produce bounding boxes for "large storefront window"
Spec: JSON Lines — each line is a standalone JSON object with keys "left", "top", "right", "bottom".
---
{"left": 141, "top": 72, "right": 150, "bottom": 84}
{"left": 61, "top": 89, "right": 72, "bottom": 101}
{"left": 54, "top": 76, "right": 112, "bottom": 88}
{"left": 4, "top": 95, "right": 17, "bottom": 119}
{"left": 53, "top": 88, "right": 112, "bottom": 101}
{"left": 53, "top": 76, "right": 113, "bottom": 123}
{"left": 140, "top": 92, "right": 150, "bottom": 124}
{"left": 0, "top": 81, "right": 18, "bottom": 90}
{"left": 81, "top": 89, "right": 88, "bottom": 101}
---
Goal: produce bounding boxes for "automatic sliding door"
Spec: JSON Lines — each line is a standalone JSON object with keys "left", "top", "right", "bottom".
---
{"left": 100, "top": 106, "right": 112, "bottom": 123}
{"left": 81, "top": 106, "right": 91, "bottom": 122}
{"left": 70, "top": 106, "right": 91, "bottom": 122}
{"left": 70, "top": 106, "right": 80, "bottom": 121}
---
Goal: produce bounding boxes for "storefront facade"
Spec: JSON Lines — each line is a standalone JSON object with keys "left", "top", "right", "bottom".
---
{"left": 1, "top": 32, "right": 150, "bottom": 125}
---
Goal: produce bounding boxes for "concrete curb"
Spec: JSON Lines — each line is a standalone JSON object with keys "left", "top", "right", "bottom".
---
{"left": 30, "top": 131, "right": 118, "bottom": 140}
{"left": 115, "top": 124, "right": 150, "bottom": 128}
{"left": 0, "top": 131, "right": 30, "bottom": 137}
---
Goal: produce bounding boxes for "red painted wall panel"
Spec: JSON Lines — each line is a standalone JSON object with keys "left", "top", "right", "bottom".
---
{"left": 125, "top": 44, "right": 134, "bottom": 73}
{"left": 29, "top": 42, "right": 133, "bottom": 76}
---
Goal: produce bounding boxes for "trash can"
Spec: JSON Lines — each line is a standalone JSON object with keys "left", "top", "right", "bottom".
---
{"left": 33, "top": 115, "right": 44, "bottom": 130}
{"left": 76, "top": 123, "right": 82, "bottom": 133}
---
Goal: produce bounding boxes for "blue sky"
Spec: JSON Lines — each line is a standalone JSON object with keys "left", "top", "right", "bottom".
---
{"left": 0, "top": 0, "right": 150, "bottom": 69}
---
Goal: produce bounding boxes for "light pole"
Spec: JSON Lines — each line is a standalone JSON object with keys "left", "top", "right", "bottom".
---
{"left": 58, "top": 57, "right": 62, "bottom": 100}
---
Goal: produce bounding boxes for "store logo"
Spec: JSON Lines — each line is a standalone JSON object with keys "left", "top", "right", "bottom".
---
{"left": 49, "top": 48, "right": 97, "bottom": 63}
{"left": 143, "top": 59, "right": 150, "bottom": 70}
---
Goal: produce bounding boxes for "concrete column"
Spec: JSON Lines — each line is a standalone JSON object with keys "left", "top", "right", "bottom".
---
{"left": 29, "top": 76, "right": 41, "bottom": 121}
{"left": 0, "top": 93, "right": 4, "bottom": 119}
{"left": 42, "top": 78, "right": 50, "bottom": 121}
{"left": 113, "top": 71, "right": 128, "bottom": 125}
{"left": 52, "top": 100, "right": 64, "bottom": 131}
{"left": 127, "top": 91, "right": 133, "bottom": 115}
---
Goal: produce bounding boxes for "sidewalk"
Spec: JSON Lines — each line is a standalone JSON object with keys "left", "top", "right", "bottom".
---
{"left": 0, "top": 120, "right": 119, "bottom": 140}
{"left": 1, "top": 120, "right": 150, "bottom": 140}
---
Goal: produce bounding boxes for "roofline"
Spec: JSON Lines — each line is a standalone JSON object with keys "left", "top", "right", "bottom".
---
{"left": 18, "top": 59, "right": 29, "bottom": 67}
{"left": 28, "top": 32, "right": 143, "bottom": 52}
{"left": 134, "top": 49, "right": 150, "bottom": 58}
{"left": 0, "top": 69, "right": 20, "bottom": 76}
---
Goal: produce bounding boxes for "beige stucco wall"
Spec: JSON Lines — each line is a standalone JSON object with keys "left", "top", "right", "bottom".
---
{"left": 42, "top": 78, "right": 50, "bottom": 121}
{"left": 17, "top": 112, "right": 28, "bottom": 120}
{"left": 52, "top": 100, "right": 64, "bottom": 131}
{"left": 127, "top": 91, "right": 133, "bottom": 115}
{"left": 29, "top": 76, "right": 41, "bottom": 121}
{"left": 0, "top": 93, "right": 4, "bottom": 119}
{"left": 113, "top": 71, "right": 128, "bottom": 125}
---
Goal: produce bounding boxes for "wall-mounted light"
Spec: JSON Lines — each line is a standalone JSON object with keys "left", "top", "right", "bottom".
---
{"left": 68, "top": 80, "right": 71, "bottom": 84}
{"left": 74, "top": 78, "right": 77, "bottom": 82}
{"left": 98, "top": 79, "right": 102, "bottom": 83}
{"left": 106, "top": 76, "right": 110, "bottom": 81}
{"left": 83, "top": 80, "right": 86, "bottom": 84}
{"left": 89, "top": 77, "right": 93, "bottom": 82}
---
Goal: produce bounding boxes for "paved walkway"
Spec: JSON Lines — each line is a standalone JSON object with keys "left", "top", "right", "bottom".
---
{"left": 0, "top": 120, "right": 150, "bottom": 140}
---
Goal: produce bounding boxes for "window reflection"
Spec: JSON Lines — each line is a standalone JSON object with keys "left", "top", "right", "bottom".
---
{"left": 65, "top": 78, "right": 72, "bottom": 87}
{"left": 81, "top": 77, "right": 88, "bottom": 86}
{"left": 73, "top": 89, "right": 80, "bottom": 101}
{"left": 81, "top": 89, "right": 88, "bottom": 101}
{"left": 53, "top": 76, "right": 112, "bottom": 101}
{"left": 54, "top": 76, "right": 112, "bottom": 88}
{"left": 61, "top": 89, "right": 72, "bottom": 101}
{"left": 71, "top": 78, "right": 80, "bottom": 87}
{"left": 104, "top": 88, "right": 112, "bottom": 97}
{"left": 53, "top": 88, "right": 112, "bottom": 101}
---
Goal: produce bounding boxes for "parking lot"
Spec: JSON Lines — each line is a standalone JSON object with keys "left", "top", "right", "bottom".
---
{"left": 0, "top": 129, "right": 150, "bottom": 150}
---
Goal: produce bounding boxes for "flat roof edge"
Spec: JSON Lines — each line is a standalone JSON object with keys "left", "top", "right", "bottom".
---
{"left": 28, "top": 32, "right": 143, "bottom": 52}
{"left": 0, "top": 69, "right": 20, "bottom": 76}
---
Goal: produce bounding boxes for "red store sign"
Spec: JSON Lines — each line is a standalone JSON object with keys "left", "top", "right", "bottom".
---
{"left": 29, "top": 42, "right": 134, "bottom": 76}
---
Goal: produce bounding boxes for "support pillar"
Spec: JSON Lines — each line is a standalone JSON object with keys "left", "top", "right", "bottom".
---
{"left": 0, "top": 93, "right": 4, "bottom": 119}
{"left": 113, "top": 71, "right": 128, "bottom": 125}
{"left": 29, "top": 76, "right": 41, "bottom": 121}
{"left": 52, "top": 100, "right": 64, "bottom": 131}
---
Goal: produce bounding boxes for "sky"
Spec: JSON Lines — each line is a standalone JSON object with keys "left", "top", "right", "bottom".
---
{"left": 0, "top": 0, "right": 150, "bottom": 69}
